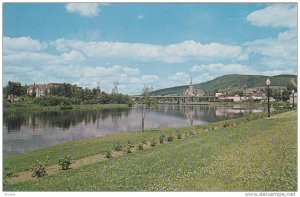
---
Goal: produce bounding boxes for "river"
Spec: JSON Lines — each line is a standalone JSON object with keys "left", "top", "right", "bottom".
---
{"left": 3, "top": 104, "right": 265, "bottom": 156}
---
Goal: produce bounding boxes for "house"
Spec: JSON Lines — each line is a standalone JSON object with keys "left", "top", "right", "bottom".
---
{"left": 215, "top": 92, "right": 223, "bottom": 97}
{"left": 27, "top": 83, "right": 62, "bottom": 97}
{"left": 217, "top": 94, "right": 241, "bottom": 102}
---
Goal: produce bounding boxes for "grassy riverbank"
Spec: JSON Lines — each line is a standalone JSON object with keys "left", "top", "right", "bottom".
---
{"left": 3, "top": 110, "right": 297, "bottom": 191}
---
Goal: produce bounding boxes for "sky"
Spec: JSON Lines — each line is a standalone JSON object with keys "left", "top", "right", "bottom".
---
{"left": 2, "top": 3, "right": 298, "bottom": 95}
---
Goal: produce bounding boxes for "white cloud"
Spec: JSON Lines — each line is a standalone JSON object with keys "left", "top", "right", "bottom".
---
{"left": 66, "top": 3, "right": 100, "bottom": 17}
{"left": 191, "top": 63, "right": 257, "bottom": 76}
{"left": 3, "top": 35, "right": 297, "bottom": 94}
{"left": 244, "top": 31, "right": 297, "bottom": 69}
{"left": 260, "top": 69, "right": 296, "bottom": 76}
{"left": 245, "top": 4, "right": 297, "bottom": 71}
{"left": 190, "top": 64, "right": 256, "bottom": 85}
{"left": 141, "top": 75, "right": 160, "bottom": 83}
{"left": 158, "top": 40, "right": 244, "bottom": 63}
{"left": 51, "top": 39, "right": 244, "bottom": 63}
{"left": 168, "top": 72, "right": 190, "bottom": 81}
{"left": 247, "top": 4, "right": 297, "bottom": 28}
{"left": 137, "top": 15, "right": 144, "bottom": 20}
{"left": 61, "top": 50, "right": 86, "bottom": 63}
{"left": 3, "top": 36, "right": 47, "bottom": 55}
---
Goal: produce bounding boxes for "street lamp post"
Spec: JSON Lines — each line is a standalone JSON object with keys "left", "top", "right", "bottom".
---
{"left": 266, "top": 78, "right": 271, "bottom": 118}
{"left": 292, "top": 90, "right": 295, "bottom": 110}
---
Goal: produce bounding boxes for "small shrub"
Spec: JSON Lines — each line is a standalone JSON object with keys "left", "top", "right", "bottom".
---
{"left": 58, "top": 156, "right": 72, "bottom": 170}
{"left": 127, "top": 141, "right": 135, "bottom": 148}
{"left": 223, "top": 122, "right": 231, "bottom": 128}
{"left": 123, "top": 146, "right": 133, "bottom": 154}
{"left": 185, "top": 132, "right": 189, "bottom": 137}
{"left": 104, "top": 149, "right": 113, "bottom": 158}
{"left": 136, "top": 143, "right": 144, "bottom": 150}
{"left": 127, "top": 140, "right": 133, "bottom": 145}
{"left": 3, "top": 168, "right": 18, "bottom": 178}
{"left": 142, "top": 139, "right": 147, "bottom": 145}
{"left": 167, "top": 135, "right": 175, "bottom": 142}
{"left": 159, "top": 134, "right": 166, "bottom": 144}
{"left": 177, "top": 132, "right": 182, "bottom": 139}
{"left": 114, "top": 142, "right": 123, "bottom": 151}
{"left": 189, "top": 130, "right": 196, "bottom": 135}
{"left": 3, "top": 179, "right": 8, "bottom": 187}
{"left": 150, "top": 138, "right": 157, "bottom": 147}
{"left": 31, "top": 161, "right": 47, "bottom": 177}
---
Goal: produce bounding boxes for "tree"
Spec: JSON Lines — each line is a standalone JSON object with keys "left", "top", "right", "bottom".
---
{"left": 4, "top": 81, "right": 25, "bottom": 101}
{"left": 140, "top": 86, "right": 157, "bottom": 132}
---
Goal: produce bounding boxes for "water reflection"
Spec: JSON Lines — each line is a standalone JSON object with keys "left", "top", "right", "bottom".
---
{"left": 3, "top": 108, "right": 130, "bottom": 132}
{"left": 3, "top": 104, "right": 265, "bottom": 156}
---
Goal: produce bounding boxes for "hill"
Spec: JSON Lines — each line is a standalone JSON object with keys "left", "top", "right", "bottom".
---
{"left": 152, "top": 74, "right": 297, "bottom": 95}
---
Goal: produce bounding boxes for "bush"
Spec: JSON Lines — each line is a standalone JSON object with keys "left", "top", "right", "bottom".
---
{"left": 150, "top": 138, "right": 157, "bottom": 147}
{"left": 123, "top": 145, "right": 133, "bottom": 154}
{"left": 104, "top": 149, "right": 113, "bottom": 158}
{"left": 185, "top": 132, "right": 189, "bottom": 137}
{"left": 189, "top": 130, "right": 196, "bottom": 135}
{"left": 114, "top": 142, "right": 123, "bottom": 151}
{"left": 58, "top": 156, "right": 72, "bottom": 170}
{"left": 223, "top": 122, "right": 231, "bottom": 128}
{"left": 167, "top": 135, "right": 175, "bottom": 142}
{"left": 31, "top": 161, "right": 47, "bottom": 177}
{"left": 34, "top": 95, "right": 71, "bottom": 106}
{"left": 159, "top": 134, "right": 166, "bottom": 144}
{"left": 127, "top": 140, "right": 135, "bottom": 148}
{"left": 136, "top": 143, "right": 144, "bottom": 150}
{"left": 177, "top": 132, "right": 182, "bottom": 139}
{"left": 3, "top": 179, "right": 8, "bottom": 187}
{"left": 3, "top": 167, "right": 18, "bottom": 178}
{"left": 142, "top": 139, "right": 147, "bottom": 145}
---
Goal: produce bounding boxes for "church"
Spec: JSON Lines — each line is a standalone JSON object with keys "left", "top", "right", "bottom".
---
{"left": 183, "top": 78, "right": 205, "bottom": 96}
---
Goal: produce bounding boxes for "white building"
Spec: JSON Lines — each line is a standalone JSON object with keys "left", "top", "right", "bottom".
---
{"left": 217, "top": 94, "right": 241, "bottom": 102}
{"left": 27, "top": 83, "right": 63, "bottom": 97}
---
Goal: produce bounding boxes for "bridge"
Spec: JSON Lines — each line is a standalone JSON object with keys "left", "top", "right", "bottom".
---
{"left": 131, "top": 95, "right": 216, "bottom": 104}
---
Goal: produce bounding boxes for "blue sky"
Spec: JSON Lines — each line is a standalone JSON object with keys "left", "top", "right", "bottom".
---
{"left": 3, "top": 3, "right": 297, "bottom": 95}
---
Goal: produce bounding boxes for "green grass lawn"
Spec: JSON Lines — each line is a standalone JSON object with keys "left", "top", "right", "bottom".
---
{"left": 3, "top": 111, "right": 297, "bottom": 191}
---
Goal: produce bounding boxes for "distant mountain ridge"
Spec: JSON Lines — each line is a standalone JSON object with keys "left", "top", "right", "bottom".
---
{"left": 152, "top": 74, "right": 297, "bottom": 96}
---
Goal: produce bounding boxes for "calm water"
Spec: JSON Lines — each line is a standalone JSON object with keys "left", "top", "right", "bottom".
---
{"left": 3, "top": 104, "right": 265, "bottom": 156}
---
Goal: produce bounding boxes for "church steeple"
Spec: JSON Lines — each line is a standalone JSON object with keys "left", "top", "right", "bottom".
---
{"left": 189, "top": 77, "right": 193, "bottom": 95}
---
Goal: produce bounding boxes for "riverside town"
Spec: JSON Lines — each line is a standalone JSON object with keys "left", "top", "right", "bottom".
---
{"left": 2, "top": 2, "right": 297, "bottom": 194}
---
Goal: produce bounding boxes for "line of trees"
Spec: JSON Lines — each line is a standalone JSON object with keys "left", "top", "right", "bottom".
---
{"left": 3, "top": 81, "right": 133, "bottom": 106}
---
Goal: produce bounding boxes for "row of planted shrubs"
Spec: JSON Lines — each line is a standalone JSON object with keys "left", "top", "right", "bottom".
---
{"left": 104, "top": 130, "right": 198, "bottom": 159}
{"left": 30, "top": 156, "right": 73, "bottom": 178}
{"left": 3, "top": 156, "right": 73, "bottom": 185}
{"left": 4, "top": 110, "right": 288, "bottom": 182}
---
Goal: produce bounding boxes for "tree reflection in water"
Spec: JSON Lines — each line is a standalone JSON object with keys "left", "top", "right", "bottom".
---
{"left": 3, "top": 108, "right": 131, "bottom": 132}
